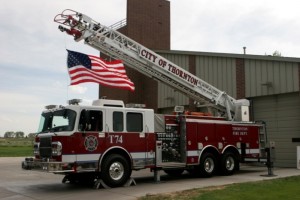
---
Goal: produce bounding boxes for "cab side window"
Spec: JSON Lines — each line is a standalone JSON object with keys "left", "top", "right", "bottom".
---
{"left": 126, "top": 112, "right": 143, "bottom": 132}
{"left": 79, "top": 110, "right": 103, "bottom": 132}
{"left": 113, "top": 111, "right": 123, "bottom": 132}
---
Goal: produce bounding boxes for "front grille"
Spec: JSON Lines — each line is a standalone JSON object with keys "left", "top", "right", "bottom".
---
{"left": 39, "top": 137, "right": 52, "bottom": 158}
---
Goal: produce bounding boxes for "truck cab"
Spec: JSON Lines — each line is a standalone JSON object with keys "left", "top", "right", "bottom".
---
{"left": 31, "top": 99, "right": 156, "bottom": 187}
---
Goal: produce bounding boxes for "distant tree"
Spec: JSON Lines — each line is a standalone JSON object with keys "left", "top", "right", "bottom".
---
{"left": 27, "top": 133, "right": 36, "bottom": 138}
{"left": 272, "top": 50, "right": 282, "bottom": 57}
{"left": 4, "top": 131, "right": 15, "bottom": 138}
{"left": 15, "top": 131, "right": 25, "bottom": 138}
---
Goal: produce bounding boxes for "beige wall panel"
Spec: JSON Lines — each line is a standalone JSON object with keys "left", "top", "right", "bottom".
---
{"left": 195, "top": 56, "right": 236, "bottom": 98}
{"left": 245, "top": 60, "right": 299, "bottom": 97}
{"left": 157, "top": 53, "right": 189, "bottom": 108}
{"left": 252, "top": 92, "right": 300, "bottom": 167}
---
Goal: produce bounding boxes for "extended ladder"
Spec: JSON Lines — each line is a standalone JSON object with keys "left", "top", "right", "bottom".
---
{"left": 54, "top": 9, "right": 249, "bottom": 121}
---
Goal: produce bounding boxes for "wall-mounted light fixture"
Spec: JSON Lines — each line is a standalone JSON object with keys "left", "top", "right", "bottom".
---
{"left": 261, "top": 81, "right": 273, "bottom": 88}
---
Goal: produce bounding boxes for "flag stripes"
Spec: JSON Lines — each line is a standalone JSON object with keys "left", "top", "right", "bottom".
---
{"left": 67, "top": 50, "right": 135, "bottom": 91}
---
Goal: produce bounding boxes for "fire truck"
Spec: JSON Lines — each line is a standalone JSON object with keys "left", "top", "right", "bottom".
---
{"left": 23, "top": 9, "right": 268, "bottom": 188}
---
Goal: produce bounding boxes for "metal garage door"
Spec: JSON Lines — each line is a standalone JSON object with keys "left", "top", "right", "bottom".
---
{"left": 252, "top": 92, "right": 300, "bottom": 167}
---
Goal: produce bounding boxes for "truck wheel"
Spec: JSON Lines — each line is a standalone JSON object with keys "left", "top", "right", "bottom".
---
{"left": 199, "top": 152, "right": 216, "bottom": 177}
{"left": 164, "top": 169, "right": 184, "bottom": 177}
{"left": 101, "top": 154, "right": 131, "bottom": 188}
{"left": 220, "top": 152, "right": 237, "bottom": 175}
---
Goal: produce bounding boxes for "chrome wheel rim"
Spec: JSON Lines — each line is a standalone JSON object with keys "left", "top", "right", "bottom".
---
{"left": 109, "top": 161, "right": 124, "bottom": 181}
{"left": 204, "top": 157, "right": 215, "bottom": 173}
{"left": 225, "top": 156, "right": 235, "bottom": 171}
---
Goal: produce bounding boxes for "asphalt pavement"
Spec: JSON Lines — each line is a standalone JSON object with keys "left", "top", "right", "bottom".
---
{"left": 1, "top": 157, "right": 300, "bottom": 200}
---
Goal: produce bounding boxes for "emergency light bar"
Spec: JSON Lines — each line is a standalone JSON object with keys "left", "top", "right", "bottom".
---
{"left": 68, "top": 99, "right": 82, "bottom": 105}
{"left": 45, "top": 105, "right": 58, "bottom": 110}
{"left": 126, "top": 103, "right": 146, "bottom": 108}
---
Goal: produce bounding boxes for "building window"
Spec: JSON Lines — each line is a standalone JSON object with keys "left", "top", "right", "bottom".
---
{"left": 126, "top": 112, "right": 143, "bottom": 132}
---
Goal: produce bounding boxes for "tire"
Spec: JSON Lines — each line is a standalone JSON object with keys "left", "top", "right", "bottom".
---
{"left": 164, "top": 169, "right": 184, "bottom": 177}
{"left": 220, "top": 152, "right": 237, "bottom": 176}
{"left": 198, "top": 152, "right": 217, "bottom": 177}
{"left": 101, "top": 154, "right": 131, "bottom": 188}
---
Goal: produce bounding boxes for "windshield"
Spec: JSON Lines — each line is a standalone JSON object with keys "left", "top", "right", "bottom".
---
{"left": 37, "top": 109, "right": 76, "bottom": 133}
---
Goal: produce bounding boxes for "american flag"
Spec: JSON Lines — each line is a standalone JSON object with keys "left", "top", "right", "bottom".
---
{"left": 67, "top": 50, "right": 135, "bottom": 91}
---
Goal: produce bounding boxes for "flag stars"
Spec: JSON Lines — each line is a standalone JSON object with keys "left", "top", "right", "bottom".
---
{"left": 67, "top": 50, "right": 92, "bottom": 69}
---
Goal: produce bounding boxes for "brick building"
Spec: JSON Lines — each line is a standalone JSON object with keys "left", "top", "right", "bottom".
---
{"left": 100, "top": 0, "right": 300, "bottom": 167}
{"left": 100, "top": 0, "right": 170, "bottom": 111}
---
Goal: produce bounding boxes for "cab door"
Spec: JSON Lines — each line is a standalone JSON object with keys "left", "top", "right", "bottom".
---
{"left": 125, "top": 111, "right": 147, "bottom": 168}
{"left": 75, "top": 109, "right": 105, "bottom": 164}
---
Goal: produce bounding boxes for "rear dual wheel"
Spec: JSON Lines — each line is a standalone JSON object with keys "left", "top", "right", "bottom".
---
{"left": 198, "top": 152, "right": 217, "bottom": 177}
{"left": 220, "top": 152, "right": 238, "bottom": 175}
{"left": 189, "top": 152, "right": 238, "bottom": 177}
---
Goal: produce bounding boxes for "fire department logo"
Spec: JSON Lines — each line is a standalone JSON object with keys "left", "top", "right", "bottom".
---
{"left": 84, "top": 135, "right": 98, "bottom": 152}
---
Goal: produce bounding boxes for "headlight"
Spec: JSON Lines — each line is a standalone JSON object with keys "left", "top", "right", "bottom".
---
{"left": 52, "top": 141, "right": 62, "bottom": 156}
{"left": 33, "top": 142, "right": 40, "bottom": 156}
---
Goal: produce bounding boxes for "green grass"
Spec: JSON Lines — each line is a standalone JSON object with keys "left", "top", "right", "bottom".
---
{"left": 140, "top": 176, "right": 300, "bottom": 200}
{"left": 0, "top": 146, "right": 33, "bottom": 157}
{"left": 0, "top": 138, "right": 34, "bottom": 157}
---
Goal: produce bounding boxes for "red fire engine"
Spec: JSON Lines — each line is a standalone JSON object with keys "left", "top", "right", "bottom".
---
{"left": 23, "top": 9, "right": 268, "bottom": 188}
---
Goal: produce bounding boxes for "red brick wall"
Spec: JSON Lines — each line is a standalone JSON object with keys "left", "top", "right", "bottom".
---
{"left": 99, "top": 0, "right": 170, "bottom": 111}
{"left": 127, "top": 0, "right": 170, "bottom": 50}
{"left": 236, "top": 58, "right": 246, "bottom": 99}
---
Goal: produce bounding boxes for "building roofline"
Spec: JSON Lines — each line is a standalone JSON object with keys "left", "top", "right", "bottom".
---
{"left": 155, "top": 49, "right": 300, "bottom": 63}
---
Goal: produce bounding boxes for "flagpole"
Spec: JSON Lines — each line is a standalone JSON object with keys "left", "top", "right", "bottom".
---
{"left": 67, "top": 85, "right": 70, "bottom": 102}
{"left": 98, "top": 84, "right": 101, "bottom": 99}
{"left": 98, "top": 52, "right": 101, "bottom": 99}
{"left": 65, "top": 35, "right": 70, "bottom": 103}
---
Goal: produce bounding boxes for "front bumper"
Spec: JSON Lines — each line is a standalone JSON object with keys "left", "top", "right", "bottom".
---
{"left": 22, "top": 158, "right": 75, "bottom": 173}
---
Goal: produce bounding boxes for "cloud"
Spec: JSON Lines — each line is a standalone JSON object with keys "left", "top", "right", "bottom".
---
{"left": 171, "top": 0, "right": 300, "bottom": 57}
{"left": 0, "top": 92, "right": 45, "bottom": 135}
{"left": 69, "top": 85, "right": 88, "bottom": 94}
{"left": 0, "top": 0, "right": 127, "bottom": 72}
{"left": 0, "top": 0, "right": 123, "bottom": 136}
{"left": 67, "top": 83, "right": 99, "bottom": 102}
{"left": 1, "top": 0, "right": 300, "bottom": 136}
{"left": 0, "top": 115, "right": 13, "bottom": 124}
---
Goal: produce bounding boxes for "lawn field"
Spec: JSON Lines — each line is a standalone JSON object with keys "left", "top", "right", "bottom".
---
{"left": 0, "top": 146, "right": 33, "bottom": 157}
{"left": 139, "top": 176, "right": 300, "bottom": 200}
{"left": 0, "top": 138, "right": 34, "bottom": 157}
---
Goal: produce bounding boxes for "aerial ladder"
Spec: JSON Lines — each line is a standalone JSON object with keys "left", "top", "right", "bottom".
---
{"left": 54, "top": 9, "right": 250, "bottom": 121}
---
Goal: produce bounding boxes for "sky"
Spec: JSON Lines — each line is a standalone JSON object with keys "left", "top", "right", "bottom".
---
{"left": 1, "top": 0, "right": 300, "bottom": 136}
